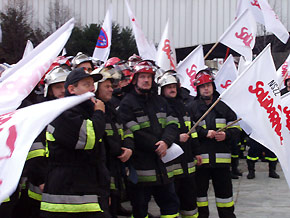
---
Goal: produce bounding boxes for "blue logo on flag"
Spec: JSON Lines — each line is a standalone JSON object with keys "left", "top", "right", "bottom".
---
{"left": 96, "top": 28, "right": 108, "bottom": 48}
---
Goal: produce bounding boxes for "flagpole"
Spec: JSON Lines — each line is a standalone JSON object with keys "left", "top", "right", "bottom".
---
{"left": 187, "top": 97, "right": 221, "bottom": 135}
{"left": 204, "top": 41, "right": 219, "bottom": 60}
{"left": 216, "top": 118, "right": 242, "bottom": 132}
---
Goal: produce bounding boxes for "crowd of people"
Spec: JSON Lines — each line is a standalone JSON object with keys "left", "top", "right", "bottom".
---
{"left": 0, "top": 51, "right": 288, "bottom": 218}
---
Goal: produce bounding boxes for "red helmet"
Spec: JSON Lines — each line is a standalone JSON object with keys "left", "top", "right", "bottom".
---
{"left": 194, "top": 68, "right": 214, "bottom": 87}
{"left": 105, "top": 57, "right": 121, "bottom": 67}
{"left": 128, "top": 54, "right": 142, "bottom": 67}
{"left": 133, "top": 60, "right": 157, "bottom": 75}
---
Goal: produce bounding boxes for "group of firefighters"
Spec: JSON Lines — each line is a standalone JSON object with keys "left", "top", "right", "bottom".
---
{"left": 0, "top": 51, "right": 289, "bottom": 218}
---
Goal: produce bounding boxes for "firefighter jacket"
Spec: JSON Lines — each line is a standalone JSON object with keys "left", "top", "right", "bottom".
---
{"left": 40, "top": 100, "right": 110, "bottom": 214}
{"left": 188, "top": 91, "right": 240, "bottom": 168}
{"left": 163, "top": 95, "right": 200, "bottom": 179}
{"left": 103, "top": 101, "right": 134, "bottom": 192}
{"left": 118, "top": 88, "right": 179, "bottom": 185}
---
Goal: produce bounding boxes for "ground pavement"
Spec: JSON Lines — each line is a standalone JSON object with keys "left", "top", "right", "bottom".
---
{"left": 122, "top": 159, "right": 290, "bottom": 218}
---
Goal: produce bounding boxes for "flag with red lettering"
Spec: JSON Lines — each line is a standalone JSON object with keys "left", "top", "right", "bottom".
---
{"left": 215, "top": 55, "right": 238, "bottom": 95}
{"left": 237, "top": 56, "right": 251, "bottom": 75}
{"left": 176, "top": 45, "right": 206, "bottom": 96}
{"left": 277, "top": 54, "right": 290, "bottom": 89}
{"left": 156, "top": 20, "right": 177, "bottom": 71}
{"left": 22, "top": 40, "right": 34, "bottom": 58}
{"left": 219, "top": 9, "right": 257, "bottom": 62}
{"left": 236, "top": 0, "right": 289, "bottom": 44}
{"left": 92, "top": 5, "right": 112, "bottom": 62}
{"left": 220, "top": 44, "right": 290, "bottom": 187}
{"left": 125, "top": 0, "right": 156, "bottom": 60}
{"left": 0, "top": 18, "right": 74, "bottom": 115}
{"left": 281, "top": 92, "right": 290, "bottom": 187}
{"left": 0, "top": 92, "right": 94, "bottom": 204}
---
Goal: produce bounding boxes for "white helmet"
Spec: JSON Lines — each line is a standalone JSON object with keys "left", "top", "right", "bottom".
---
{"left": 158, "top": 72, "right": 178, "bottom": 88}
{"left": 44, "top": 67, "right": 70, "bottom": 97}
{"left": 71, "top": 52, "right": 93, "bottom": 69}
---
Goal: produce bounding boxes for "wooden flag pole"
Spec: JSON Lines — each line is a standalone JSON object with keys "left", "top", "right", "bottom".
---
{"left": 216, "top": 118, "right": 242, "bottom": 132}
{"left": 187, "top": 97, "right": 221, "bottom": 135}
{"left": 204, "top": 41, "right": 219, "bottom": 60}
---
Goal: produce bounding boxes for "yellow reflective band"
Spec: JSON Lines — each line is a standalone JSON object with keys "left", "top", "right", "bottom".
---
{"left": 130, "top": 124, "right": 141, "bottom": 132}
{"left": 191, "top": 132, "right": 198, "bottom": 138}
{"left": 160, "top": 213, "right": 179, "bottom": 218}
{"left": 46, "top": 132, "right": 55, "bottom": 141}
{"left": 158, "top": 118, "right": 166, "bottom": 128}
{"left": 28, "top": 189, "right": 42, "bottom": 201}
{"left": 202, "top": 125, "right": 206, "bottom": 129}
{"left": 227, "top": 125, "right": 241, "bottom": 130}
{"left": 118, "top": 128, "right": 124, "bottom": 140}
{"left": 110, "top": 183, "right": 116, "bottom": 190}
{"left": 84, "top": 120, "right": 95, "bottom": 150}
{"left": 105, "top": 129, "right": 114, "bottom": 136}
{"left": 26, "top": 149, "right": 46, "bottom": 161}
{"left": 2, "top": 197, "right": 10, "bottom": 203}
{"left": 216, "top": 201, "right": 234, "bottom": 208}
{"left": 137, "top": 175, "right": 157, "bottom": 182}
{"left": 231, "top": 155, "right": 239, "bottom": 158}
{"left": 216, "top": 158, "right": 231, "bottom": 163}
{"left": 197, "top": 201, "right": 208, "bottom": 207}
{"left": 124, "top": 133, "right": 134, "bottom": 139}
{"left": 188, "top": 166, "right": 196, "bottom": 174}
{"left": 181, "top": 213, "right": 199, "bottom": 218}
{"left": 265, "top": 157, "right": 278, "bottom": 161}
{"left": 40, "top": 202, "right": 103, "bottom": 213}
{"left": 131, "top": 215, "right": 149, "bottom": 218}
{"left": 167, "top": 120, "right": 180, "bottom": 128}
{"left": 202, "top": 159, "right": 209, "bottom": 164}
{"left": 167, "top": 171, "right": 174, "bottom": 178}
{"left": 247, "top": 156, "right": 259, "bottom": 161}
{"left": 140, "top": 121, "right": 150, "bottom": 129}
{"left": 216, "top": 123, "right": 226, "bottom": 129}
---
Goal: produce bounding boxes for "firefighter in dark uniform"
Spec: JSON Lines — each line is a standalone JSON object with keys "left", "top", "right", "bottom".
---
{"left": 24, "top": 66, "right": 71, "bottom": 218}
{"left": 188, "top": 69, "right": 240, "bottom": 218}
{"left": 93, "top": 66, "right": 134, "bottom": 218}
{"left": 118, "top": 60, "right": 180, "bottom": 218}
{"left": 246, "top": 138, "right": 280, "bottom": 179}
{"left": 158, "top": 71, "right": 202, "bottom": 218}
{"left": 40, "top": 68, "right": 110, "bottom": 218}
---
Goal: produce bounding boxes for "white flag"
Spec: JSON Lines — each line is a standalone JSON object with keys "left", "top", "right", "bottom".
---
{"left": 236, "top": 0, "right": 289, "bottom": 44}
{"left": 125, "top": 0, "right": 156, "bottom": 60}
{"left": 156, "top": 20, "right": 177, "bottom": 71}
{"left": 215, "top": 55, "right": 238, "bottom": 95}
{"left": 237, "top": 56, "right": 251, "bottom": 76}
{"left": 0, "top": 19, "right": 74, "bottom": 116}
{"left": 220, "top": 44, "right": 290, "bottom": 188}
{"left": 236, "top": 0, "right": 264, "bottom": 24}
{"left": 277, "top": 54, "right": 290, "bottom": 89}
{"left": 281, "top": 92, "right": 290, "bottom": 188}
{"left": 92, "top": 6, "right": 112, "bottom": 62}
{"left": 176, "top": 45, "right": 206, "bottom": 96}
{"left": 0, "top": 92, "right": 94, "bottom": 204}
{"left": 219, "top": 9, "right": 257, "bottom": 62}
{"left": 22, "top": 40, "right": 34, "bottom": 58}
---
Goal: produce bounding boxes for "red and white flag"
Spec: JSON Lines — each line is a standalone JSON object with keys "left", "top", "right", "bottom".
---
{"left": 236, "top": 0, "right": 289, "bottom": 44}
{"left": 0, "top": 18, "right": 74, "bottom": 115}
{"left": 237, "top": 56, "right": 251, "bottom": 75}
{"left": 281, "top": 92, "right": 290, "bottom": 187}
{"left": 125, "top": 0, "right": 156, "bottom": 60}
{"left": 0, "top": 92, "right": 94, "bottom": 204}
{"left": 176, "top": 45, "right": 206, "bottom": 96}
{"left": 22, "top": 40, "right": 34, "bottom": 58}
{"left": 220, "top": 44, "right": 290, "bottom": 188}
{"left": 92, "top": 5, "right": 112, "bottom": 62}
{"left": 277, "top": 54, "right": 290, "bottom": 89}
{"left": 215, "top": 55, "right": 238, "bottom": 95}
{"left": 156, "top": 20, "right": 177, "bottom": 71}
{"left": 219, "top": 9, "right": 257, "bottom": 62}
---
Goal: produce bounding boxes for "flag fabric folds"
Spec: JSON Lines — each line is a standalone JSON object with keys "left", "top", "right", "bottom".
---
{"left": 0, "top": 92, "right": 94, "bottom": 204}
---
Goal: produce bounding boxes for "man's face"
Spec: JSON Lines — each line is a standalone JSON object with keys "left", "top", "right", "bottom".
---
{"left": 68, "top": 77, "right": 95, "bottom": 95}
{"left": 97, "top": 80, "right": 113, "bottom": 102}
{"left": 163, "top": 84, "right": 177, "bottom": 98}
{"left": 77, "top": 62, "right": 93, "bottom": 73}
{"left": 199, "top": 82, "right": 214, "bottom": 98}
{"left": 136, "top": 73, "right": 152, "bottom": 90}
{"left": 49, "top": 82, "right": 65, "bottom": 99}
